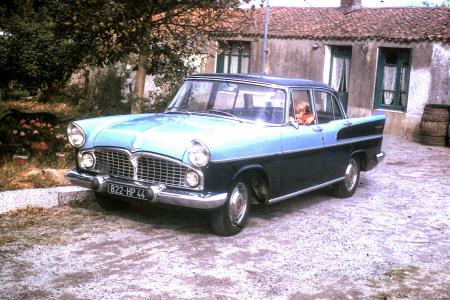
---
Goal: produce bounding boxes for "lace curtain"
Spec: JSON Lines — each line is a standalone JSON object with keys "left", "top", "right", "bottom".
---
{"left": 382, "top": 65, "right": 396, "bottom": 105}
{"left": 222, "top": 43, "right": 250, "bottom": 73}
{"left": 331, "top": 57, "right": 350, "bottom": 92}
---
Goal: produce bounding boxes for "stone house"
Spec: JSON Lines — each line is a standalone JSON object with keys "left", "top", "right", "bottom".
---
{"left": 200, "top": 0, "right": 450, "bottom": 140}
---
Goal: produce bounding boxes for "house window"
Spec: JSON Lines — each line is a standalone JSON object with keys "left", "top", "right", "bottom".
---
{"left": 375, "top": 48, "right": 411, "bottom": 111}
{"left": 329, "top": 46, "right": 352, "bottom": 111}
{"left": 216, "top": 41, "right": 250, "bottom": 73}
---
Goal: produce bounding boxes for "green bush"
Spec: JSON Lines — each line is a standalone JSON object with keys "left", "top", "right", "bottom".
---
{"left": 80, "top": 66, "right": 131, "bottom": 116}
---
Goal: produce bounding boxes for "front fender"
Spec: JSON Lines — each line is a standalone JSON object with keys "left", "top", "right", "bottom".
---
{"left": 232, "top": 164, "right": 266, "bottom": 181}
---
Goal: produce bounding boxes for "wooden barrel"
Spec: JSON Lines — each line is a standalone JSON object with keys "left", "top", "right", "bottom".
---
{"left": 448, "top": 123, "right": 450, "bottom": 147}
{"left": 421, "top": 104, "right": 449, "bottom": 147}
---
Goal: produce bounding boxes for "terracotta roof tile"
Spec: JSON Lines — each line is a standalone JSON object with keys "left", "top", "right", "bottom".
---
{"left": 216, "top": 7, "right": 450, "bottom": 42}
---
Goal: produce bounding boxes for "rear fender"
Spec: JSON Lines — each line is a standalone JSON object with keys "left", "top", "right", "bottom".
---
{"left": 350, "top": 150, "right": 368, "bottom": 171}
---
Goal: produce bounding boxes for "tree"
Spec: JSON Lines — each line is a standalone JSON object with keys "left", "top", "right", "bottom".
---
{"left": 0, "top": 1, "right": 81, "bottom": 95}
{"left": 52, "top": 0, "right": 251, "bottom": 113}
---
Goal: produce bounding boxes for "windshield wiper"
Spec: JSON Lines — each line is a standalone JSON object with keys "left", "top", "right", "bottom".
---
{"left": 165, "top": 107, "right": 191, "bottom": 115}
{"left": 207, "top": 109, "right": 242, "bottom": 122}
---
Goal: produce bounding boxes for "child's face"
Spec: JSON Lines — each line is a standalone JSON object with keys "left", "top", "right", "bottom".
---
{"left": 295, "top": 105, "right": 305, "bottom": 115}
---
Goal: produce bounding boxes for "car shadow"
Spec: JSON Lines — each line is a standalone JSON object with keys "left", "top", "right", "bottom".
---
{"left": 79, "top": 187, "right": 336, "bottom": 236}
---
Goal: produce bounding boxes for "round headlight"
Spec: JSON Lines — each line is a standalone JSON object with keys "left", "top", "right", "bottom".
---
{"left": 81, "top": 153, "right": 95, "bottom": 168}
{"left": 67, "top": 123, "right": 85, "bottom": 147}
{"left": 188, "top": 140, "right": 210, "bottom": 167}
{"left": 185, "top": 171, "right": 200, "bottom": 187}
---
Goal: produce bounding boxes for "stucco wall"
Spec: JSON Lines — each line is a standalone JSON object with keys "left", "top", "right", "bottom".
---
{"left": 430, "top": 42, "right": 450, "bottom": 105}
{"left": 205, "top": 37, "right": 449, "bottom": 140}
{"left": 259, "top": 39, "right": 326, "bottom": 79}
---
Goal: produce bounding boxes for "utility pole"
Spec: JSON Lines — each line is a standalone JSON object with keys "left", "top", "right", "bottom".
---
{"left": 261, "top": 0, "right": 270, "bottom": 74}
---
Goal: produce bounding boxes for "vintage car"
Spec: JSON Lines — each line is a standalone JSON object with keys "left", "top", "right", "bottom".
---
{"left": 65, "top": 74, "right": 385, "bottom": 236}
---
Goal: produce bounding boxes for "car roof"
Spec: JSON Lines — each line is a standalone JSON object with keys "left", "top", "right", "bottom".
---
{"left": 188, "top": 73, "right": 332, "bottom": 89}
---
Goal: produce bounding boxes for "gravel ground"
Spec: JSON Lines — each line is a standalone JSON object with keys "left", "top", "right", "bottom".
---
{"left": 1, "top": 135, "right": 449, "bottom": 300}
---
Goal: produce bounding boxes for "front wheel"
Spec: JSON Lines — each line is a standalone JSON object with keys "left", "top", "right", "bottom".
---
{"left": 332, "top": 157, "right": 360, "bottom": 198}
{"left": 211, "top": 178, "right": 251, "bottom": 236}
{"left": 95, "top": 192, "right": 131, "bottom": 211}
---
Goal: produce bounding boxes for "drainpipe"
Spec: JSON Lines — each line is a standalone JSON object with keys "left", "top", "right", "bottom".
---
{"left": 261, "top": 0, "right": 270, "bottom": 74}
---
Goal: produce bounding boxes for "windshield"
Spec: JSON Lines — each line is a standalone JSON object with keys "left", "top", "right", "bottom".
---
{"left": 168, "top": 80, "right": 286, "bottom": 124}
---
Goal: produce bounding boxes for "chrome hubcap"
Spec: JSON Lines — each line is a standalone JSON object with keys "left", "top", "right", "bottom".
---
{"left": 229, "top": 183, "right": 248, "bottom": 226}
{"left": 344, "top": 158, "right": 358, "bottom": 191}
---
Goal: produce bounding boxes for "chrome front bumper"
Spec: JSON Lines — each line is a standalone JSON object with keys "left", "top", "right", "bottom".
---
{"left": 64, "top": 169, "right": 227, "bottom": 210}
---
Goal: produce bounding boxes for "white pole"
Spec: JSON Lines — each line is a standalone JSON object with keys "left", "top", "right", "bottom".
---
{"left": 261, "top": 0, "right": 270, "bottom": 74}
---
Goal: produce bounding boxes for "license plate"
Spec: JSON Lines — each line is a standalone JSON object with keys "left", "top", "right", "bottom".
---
{"left": 107, "top": 183, "right": 146, "bottom": 200}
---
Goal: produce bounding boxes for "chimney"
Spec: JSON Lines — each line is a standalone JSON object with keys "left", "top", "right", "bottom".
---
{"left": 340, "top": 0, "right": 362, "bottom": 13}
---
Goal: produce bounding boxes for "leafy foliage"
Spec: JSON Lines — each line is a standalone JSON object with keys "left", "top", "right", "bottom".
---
{"left": 51, "top": 0, "right": 252, "bottom": 112}
{"left": 81, "top": 65, "right": 131, "bottom": 115}
{"left": 0, "top": 1, "right": 80, "bottom": 93}
{"left": 1, "top": 0, "right": 252, "bottom": 112}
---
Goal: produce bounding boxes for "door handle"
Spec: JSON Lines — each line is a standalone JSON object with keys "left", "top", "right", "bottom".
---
{"left": 312, "top": 126, "right": 323, "bottom": 132}
{"left": 343, "top": 120, "right": 352, "bottom": 126}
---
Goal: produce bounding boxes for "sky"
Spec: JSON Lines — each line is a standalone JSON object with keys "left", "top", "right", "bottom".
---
{"left": 241, "top": 0, "right": 449, "bottom": 7}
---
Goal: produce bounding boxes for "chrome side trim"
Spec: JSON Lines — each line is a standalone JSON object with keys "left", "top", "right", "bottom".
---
{"left": 267, "top": 177, "right": 344, "bottom": 205}
{"left": 210, "top": 134, "right": 384, "bottom": 163}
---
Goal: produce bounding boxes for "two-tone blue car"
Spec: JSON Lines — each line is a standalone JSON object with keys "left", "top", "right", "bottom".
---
{"left": 65, "top": 74, "right": 385, "bottom": 236}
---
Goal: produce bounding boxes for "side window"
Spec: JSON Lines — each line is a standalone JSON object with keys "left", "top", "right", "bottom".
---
{"left": 314, "top": 91, "right": 344, "bottom": 124}
{"left": 290, "top": 90, "right": 315, "bottom": 125}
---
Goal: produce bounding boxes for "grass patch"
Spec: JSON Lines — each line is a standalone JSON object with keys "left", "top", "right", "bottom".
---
{"left": 0, "top": 154, "right": 74, "bottom": 191}
{"left": 0, "top": 99, "right": 78, "bottom": 119}
{"left": 0, "top": 202, "right": 106, "bottom": 250}
{"left": 384, "top": 266, "right": 420, "bottom": 282}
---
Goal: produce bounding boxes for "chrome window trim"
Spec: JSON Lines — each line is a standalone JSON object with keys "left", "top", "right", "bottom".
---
{"left": 79, "top": 147, "right": 204, "bottom": 190}
{"left": 312, "top": 88, "right": 348, "bottom": 119}
{"left": 166, "top": 78, "right": 290, "bottom": 126}
{"left": 182, "top": 76, "right": 292, "bottom": 91}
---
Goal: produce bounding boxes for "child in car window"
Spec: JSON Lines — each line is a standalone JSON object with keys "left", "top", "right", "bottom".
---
{"left": 293, "top": 101, "right": 315, "bottom": 125}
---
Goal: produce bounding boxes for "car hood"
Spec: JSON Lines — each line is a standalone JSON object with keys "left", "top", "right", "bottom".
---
{"left": 79, "top": 113, "right": 281, "bottom": 162}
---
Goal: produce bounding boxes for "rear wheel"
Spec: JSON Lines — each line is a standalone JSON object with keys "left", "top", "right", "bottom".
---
{"left": 95, "top": 192, "right": 131, "bottom": 210}
{"left": 332, "top": 157, "right": 360, "bottom": 198}
{"left": 211, "top": 178, "right": 251, "bottom": 236}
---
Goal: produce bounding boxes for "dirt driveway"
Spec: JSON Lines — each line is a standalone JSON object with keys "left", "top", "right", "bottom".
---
{"left": 1, "top": 136, "right": 449, "bottom": 299}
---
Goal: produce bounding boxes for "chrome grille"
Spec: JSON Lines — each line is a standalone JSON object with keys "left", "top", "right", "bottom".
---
{"left": 90, "top": 149, "right": 194, "bottom": 188}
{"left": 94, "top": 150, "right": 133, "bottom": 179}
{"left": 137, "top": 156, "right": 188, "bottom": 187}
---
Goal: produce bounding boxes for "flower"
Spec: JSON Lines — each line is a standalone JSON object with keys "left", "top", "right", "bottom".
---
{"left": 33, "top": 130, "right": 39, "bottom": 134}
{"left": 30, "top": 119, "right": 36, "bottom": 125}
{"left": 20, "top": 131, "right": 26, "bottom": 136}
